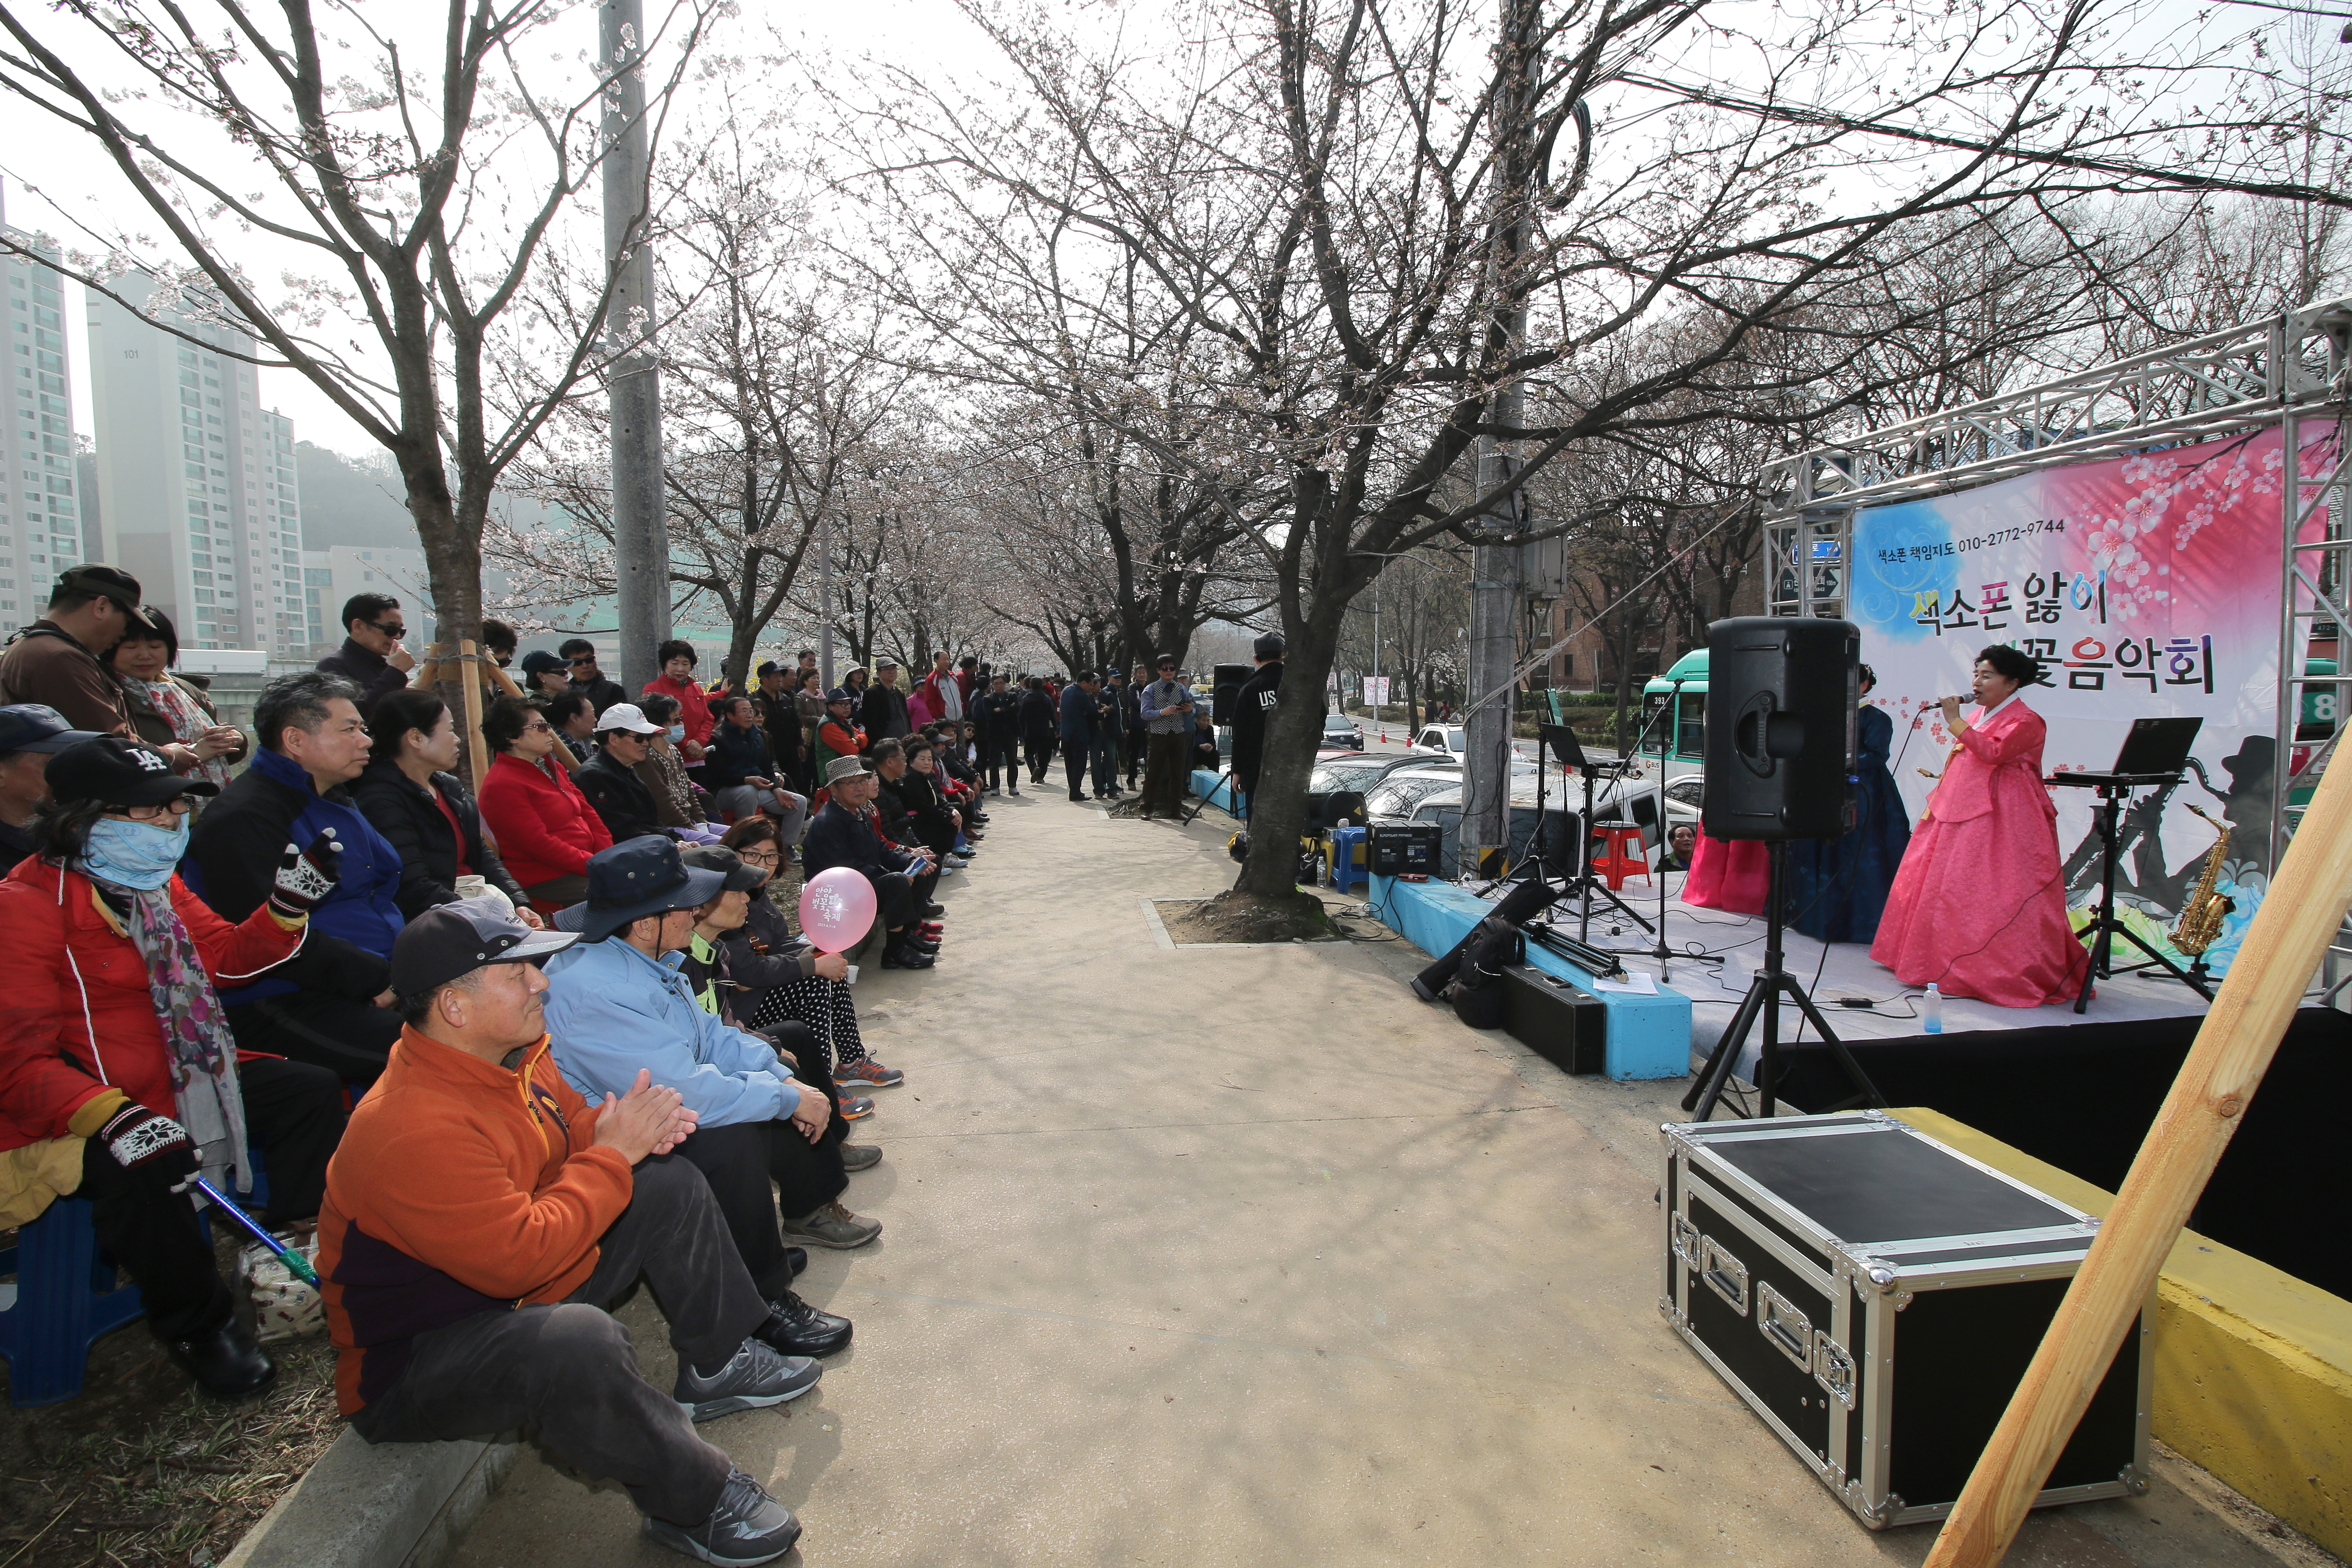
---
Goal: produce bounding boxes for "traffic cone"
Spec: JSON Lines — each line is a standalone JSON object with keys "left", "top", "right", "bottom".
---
{"left": 1379, "top": 728, "right": 1388, "bottom": 744}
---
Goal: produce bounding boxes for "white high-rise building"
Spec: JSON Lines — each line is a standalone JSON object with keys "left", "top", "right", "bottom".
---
{"left": 87, "top": 275, "right": 308, "bottom": 655}
{"left": 1, "top": 205, "right": 85, "bottom": 627}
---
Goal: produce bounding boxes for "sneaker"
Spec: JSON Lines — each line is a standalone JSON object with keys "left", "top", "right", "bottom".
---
{"left": 643, "top": 1468, "right": 801, "bottom": 1565}
{"left": 840, "top": 1143, "right": 883, "bottom": 1171}
{"left": 837, "top": 1058, "right": 903, "bottom": 1089}
{"left": 782, "top": 1199, "right": 882, "bottom": 1249}
{"left": 839, "top": 1094, "right": 875, "bottom": 1121}
{"left": 1008, "top": 787, "right": 1021, "bottom": 796}
{"left": 755, "top": 1292, "right": 852, "bottom": 1358}
{"left": 672, "top": 1338, "right": 822, "bottom": 1422}
{"left": 943, "top": 856, "right": 969, "bottom": 870}
{"left": 916, "top": 921, "right": 943, "bottom": 937}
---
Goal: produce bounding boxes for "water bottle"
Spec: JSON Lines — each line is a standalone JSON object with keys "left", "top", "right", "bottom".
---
{"left": 1922, "top": 983, "right": 1943, "bottom": 1034}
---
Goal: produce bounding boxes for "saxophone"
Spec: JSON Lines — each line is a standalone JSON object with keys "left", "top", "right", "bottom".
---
{"left": 2170, "top": 804, "right": 2235, "bottom": 957}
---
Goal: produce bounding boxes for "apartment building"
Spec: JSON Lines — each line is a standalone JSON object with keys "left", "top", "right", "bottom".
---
{"left": 87, "top": 274, "right": 308, "bottom": 655}
{"left": 1, "top": 215, "right": 86, "bottom": 626}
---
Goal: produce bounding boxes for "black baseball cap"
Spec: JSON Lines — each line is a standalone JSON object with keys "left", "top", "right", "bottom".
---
{"left": 756, "top": 660, "right": 783, "bottom": 677}
{"left": 43, "top": 735, "right": 219, "bottom": 806}
{"left": 825, "top": 686, "right": 855, "bottom": 705}
{"left": 390, "top": 894, "right": 578, "bottom": 1001}
{"left": 56, "top": 564, "right": 158, "bottom": 632}
{"left": 0, "top": 704, "right": 103, "bottom": 756}
{"left": 681, "top": 843, "right": 770, "bottom": 892}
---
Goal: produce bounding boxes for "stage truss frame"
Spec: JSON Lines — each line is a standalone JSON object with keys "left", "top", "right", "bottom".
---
{"left": 1758, "top": 297, "right": 2352, "bottom": 996}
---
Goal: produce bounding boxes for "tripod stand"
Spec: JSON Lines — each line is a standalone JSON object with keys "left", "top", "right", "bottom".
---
{"left": 1681, "top": 842, "right": 1885, "bottom": 1121}
{"left": 2053, "top": 771, "right": 2214, "bottom": 1014}
{"left": 1181, "top": 767, "right": 1237, "bottom": 826}
{"left": 1537, "top": 722, "right": 1654, "bottom": 945}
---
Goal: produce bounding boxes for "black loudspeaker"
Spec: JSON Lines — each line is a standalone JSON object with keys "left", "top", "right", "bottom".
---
{"left": 1500, "top": 966, "right": 1608, "bottom": 1075}
{"left": 1212, "top": 663, "right": 1253, "bottom": 724}
{"left": 1369, "top": 822, "right": 1442, "bottom": 875}
{"left": 1701, "top": 616, "right": 1859, "bottom": 841}
{"left": 1304, "top": 790, "right": 1365, "bottom": 832}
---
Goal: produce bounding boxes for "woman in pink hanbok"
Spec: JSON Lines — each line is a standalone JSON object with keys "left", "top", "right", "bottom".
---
{"left": 1871, "top": 644, "right": 2090, "bottom": 1006}
{"left": 1680, "top": 827, "right": 1769, "bottom": 915}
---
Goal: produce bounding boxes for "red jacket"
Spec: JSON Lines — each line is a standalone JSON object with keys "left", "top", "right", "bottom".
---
{"left": 478, "top": 752, "right": 613, "bottom": 887}
{"left": 0, "top": 858, "right": 304, "bottom": 1150}
{"left": 641, "top": 673, "right": 714, "bottom": 750}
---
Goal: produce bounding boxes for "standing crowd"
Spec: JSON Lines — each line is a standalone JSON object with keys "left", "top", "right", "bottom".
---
{"left": 0, "top": 567, "right": 1044, "bottom": 1565}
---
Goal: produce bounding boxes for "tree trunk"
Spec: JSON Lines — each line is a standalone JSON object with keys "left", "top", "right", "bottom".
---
{"left": 1234, "top": 612, "right": 1343, "bottom": 898}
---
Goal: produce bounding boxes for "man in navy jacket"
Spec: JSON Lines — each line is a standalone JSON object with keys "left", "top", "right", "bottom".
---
{"left": 800, "top": 757, "right": 940, "bottom": 971}
{"left": 1057, "top": 673, "right": 1102, "bottom": 802}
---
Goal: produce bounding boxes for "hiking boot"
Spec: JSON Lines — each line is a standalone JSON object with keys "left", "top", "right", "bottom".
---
{"left": 836, "top": 1058, "right": 903, "bottom": 1089}
{"left": 782, "top": 1200, "right": 882, "bottom": 1249}
{"left": 643, "top": 1468, "right": 801, "bottom": 1565}
{"left": 840, "top": 1143, "right": 883, "bottom": 1172}
{"left": 839, "top": 1094, "right": 875, "bottom": 1121}
{"left": 672, "top": 1338, "right": 821, "bottom": 1422}
{"left": 755, "top": 1292, "right": 852, "bottom": 1358}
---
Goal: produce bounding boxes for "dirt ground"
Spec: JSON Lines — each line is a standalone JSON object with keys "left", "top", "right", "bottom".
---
{"left": 0, "top": 1229, "right": 340, "bottom": 1568}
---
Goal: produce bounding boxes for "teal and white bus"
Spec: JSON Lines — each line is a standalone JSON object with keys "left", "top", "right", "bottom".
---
{"left": 1637, "top": 649, "right": 1708, "bottom": 785}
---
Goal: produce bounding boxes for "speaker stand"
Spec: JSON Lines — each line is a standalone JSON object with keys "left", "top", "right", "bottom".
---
{"left": 1680, "top": 843, "right": 1884, "bottom": 1122}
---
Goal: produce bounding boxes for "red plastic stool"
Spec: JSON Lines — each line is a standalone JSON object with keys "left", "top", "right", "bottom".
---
{"left": 1590, "top": 824, "right": 1652, "bottom": 890}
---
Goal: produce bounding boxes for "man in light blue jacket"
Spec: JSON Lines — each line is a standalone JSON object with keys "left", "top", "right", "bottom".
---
{"left": 543, "top": 838, "right": 882, "bottom": 1322}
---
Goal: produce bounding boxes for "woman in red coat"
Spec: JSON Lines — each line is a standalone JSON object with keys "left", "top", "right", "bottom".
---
{"left": 0, "top": 736, "right": 348, "bottom": 1400}
{"left": 1872, "top": 645, "right": 2091, "bottom": 1006}
{"left": 639, "top": 638, "right": 713, "bottom": 765}
{"left": 476, "top": 698, "right": 614, "bottom": 912}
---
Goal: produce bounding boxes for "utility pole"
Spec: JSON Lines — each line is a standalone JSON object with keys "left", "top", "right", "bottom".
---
{"left": 1462, "top": 0, "right": 1540, "bottom": 875}
{"left": 818, "top": 513, "right": 836, "bottom": 688}
{"left": 600, "top": 0, "right": 669, "bottom": 690}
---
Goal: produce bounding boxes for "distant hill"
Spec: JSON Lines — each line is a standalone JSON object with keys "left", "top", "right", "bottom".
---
{"left": 294, "top": 442, "right": 425, "bottom": 553}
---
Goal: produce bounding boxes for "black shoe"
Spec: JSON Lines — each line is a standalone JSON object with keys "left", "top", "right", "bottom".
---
{"left": 920, "top": 901, "right": 946, "bottom": 918}
{"left": 903, "top": 932, "right": 940, "bottom": 953}
{"left": 165, "top": 1318, "right": 276, "bottom": 1401}
{"left": 786, "top": 1245, "right": 809, "bottom": 1278}
{"left": 755, "top": 1291, "right": 854, "bottom": 1358}
{"left": 1068, "top": 792, "right": 1085, "bottom": 802}
{"left": 882, "top": 944, "right": 937, "bottom": 970}
{"left": 840, "top": 1143, "right": 883, "bottom": 1172}
{"left": 644, "top": 1467, "right": 802, "bottom": 1565}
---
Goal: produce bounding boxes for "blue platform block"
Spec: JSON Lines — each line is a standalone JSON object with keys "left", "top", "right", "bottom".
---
{"left": 1189, "top": 769, "right": 1240, "bottom": 814}
{"left": 1367, "top": 873, "right": 1691, "bottom": 1080}
{"left": 0, "top": 1195, "right": 146, "bottom": 1406}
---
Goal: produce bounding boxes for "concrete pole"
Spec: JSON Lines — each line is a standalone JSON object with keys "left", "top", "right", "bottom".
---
{"left": 1462, "top": 0, "right": 1539, "bottom": 876}
{"left": 601, "top": 0, "right": 670, "bottom": 691}
{"left": 818, "top": 512, "right": 836, "bottom": 688}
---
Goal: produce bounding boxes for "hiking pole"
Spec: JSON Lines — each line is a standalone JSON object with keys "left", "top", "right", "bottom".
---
{"left": 176, "top": 1173, "right": 319, "bottom": 1286}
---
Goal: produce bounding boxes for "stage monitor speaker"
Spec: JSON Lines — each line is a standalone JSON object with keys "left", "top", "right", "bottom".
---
{"left": 1368, "top": 821, "right": 1442, "bottom": 875}
{"left": 1500, "top": 966, "right": 1608, "bottom": 1075}
{"left": 1212, "top": 663, "right": 1252, "bottom": 724}
{"left": 1701, "top": 616, "right": 1858, "bottom": 841}
{"left": 1304, "top": 790, "right": 1366, "bottom": 833}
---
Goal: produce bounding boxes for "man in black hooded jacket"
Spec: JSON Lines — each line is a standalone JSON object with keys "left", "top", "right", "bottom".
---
{"left": 1227, "top": 632, "right": 1284, "bottom": 820}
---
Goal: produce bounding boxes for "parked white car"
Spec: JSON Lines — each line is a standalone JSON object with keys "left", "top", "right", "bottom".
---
{"left": 1410, "top": 724, "right": 1466, "bottom": 759}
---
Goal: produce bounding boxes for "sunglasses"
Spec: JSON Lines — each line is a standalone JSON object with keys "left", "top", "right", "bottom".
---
{"left": 522, "top": 720, "right": 553, "bottom": 734}
{"left": 367, "top": 621, "right": 407, "bottom": 639}
{"left": 566, "top": 655, "right": 597, "bottom": 666}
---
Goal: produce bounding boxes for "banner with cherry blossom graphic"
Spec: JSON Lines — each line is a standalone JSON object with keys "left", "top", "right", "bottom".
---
{"left": 1846, "top": 423, "right": 2336, "bottom": 973}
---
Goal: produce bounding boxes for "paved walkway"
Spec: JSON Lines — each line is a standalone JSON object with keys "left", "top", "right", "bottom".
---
{"left": 445, "top": 788, "right": 2308, "bottom": 1568}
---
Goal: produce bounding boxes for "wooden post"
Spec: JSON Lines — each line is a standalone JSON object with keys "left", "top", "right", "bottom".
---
{"left": 1924, "top": 747, "right": 2352, "bottom": 1566}
{"left": 455, "top": 639, "right": 490, "bottom": 796}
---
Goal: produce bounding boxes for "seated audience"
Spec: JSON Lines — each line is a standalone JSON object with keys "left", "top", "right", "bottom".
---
{"left": 320, "top": 897, "right": 817, "bottom": 1565}
{"left": 0, "top": 735, "right": 347, "bottom": 1400}
{"left": 719, "top": 818, "right": 901, "bottom": 1089}
{"left": 707, "top": 694, "right": 809, "bottom": 844}
{"left": 477, "top": 692, "right": 614, "bottom": 910}
{"left": 809, "top": 688, "right": 866, "bottom": 808}
{"left": 1662, "top": 822, "right": 1698, "bottom": 873}
{"left": 518, "top": 649, "right": 571, "bottom": 699}
{"left": 561, "top": 638, "right": 629, "bottom": 716}
{"left": 1191, "top": 708, "right": 1220, "bottom": 774}
{"left": 351, "top": 688, "right": 538, "bottom": 924}
{"left": 543, "top": 838, "right": 882, "bottom": 1282}
{"left": 546, "top": 688, "right": 596, "bottom": 765}
{"left": 0, "top": 566, "right": 182, "bottom": 759}
{"left": 575, "top": 700, "right": 674, "bottom": 844}
{"left": 898, "top": 740, "right": 969, "bottom": 868}
{"left": 636, "top": 693, "right": 725, "bottom": 840}
{"left": 108, "top": 607, "right": 247, "bottom": 801}
{"left": 643, "top": 639, "right": 713, "bottom": 765}
{"left": 184, "top": 673, "right": 408, "bottom": 1081}
{"left": 0, "top": 703, "right": 101, "bottom": 872}
{"left": 802, "top": 756, "right": 940, "bottom": 971}
{"left": 316, "top": 590, "right": 414, "bottom": 706}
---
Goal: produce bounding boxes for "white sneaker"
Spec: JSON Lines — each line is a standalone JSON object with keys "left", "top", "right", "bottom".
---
{"left": 944, "top": 855, "right": 970, "bottom": 870}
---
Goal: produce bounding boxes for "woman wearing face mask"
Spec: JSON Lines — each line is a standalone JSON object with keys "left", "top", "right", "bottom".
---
{"left": 0, "top": 736, "right": 350, "bottom": 1401}
{"left": 107, "top": 607, "right": 247, "bottom": 801}
{"left": 350, "top": 688, "right": 540, "bottom": 924}
{"left": 639, "top": 638, "right": 712, "bottom": 765}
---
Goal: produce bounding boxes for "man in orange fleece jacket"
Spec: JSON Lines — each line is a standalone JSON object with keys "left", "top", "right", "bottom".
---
{"left": 318, "top": 897, "right": 820, "bottom": 1565}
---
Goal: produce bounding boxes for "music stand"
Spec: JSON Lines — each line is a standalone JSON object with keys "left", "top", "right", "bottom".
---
{"left": 2048, "top": 716, "right": 2209, "bottom": 1014}
{"left": 1537, "top": 721, "right": 1655, "bottom": 944}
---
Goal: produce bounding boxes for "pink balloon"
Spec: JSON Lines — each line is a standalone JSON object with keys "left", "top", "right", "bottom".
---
{"left": 798, "top": 867, "right": 877, "bottom": 953}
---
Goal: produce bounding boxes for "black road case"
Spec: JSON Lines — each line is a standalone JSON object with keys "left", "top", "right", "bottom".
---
{"left": 1660, "top": 1111, "right": 2150, "bottom": 1529}
{"left": 1501, "top": 965, "right": 1607, "bottom": 1075}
